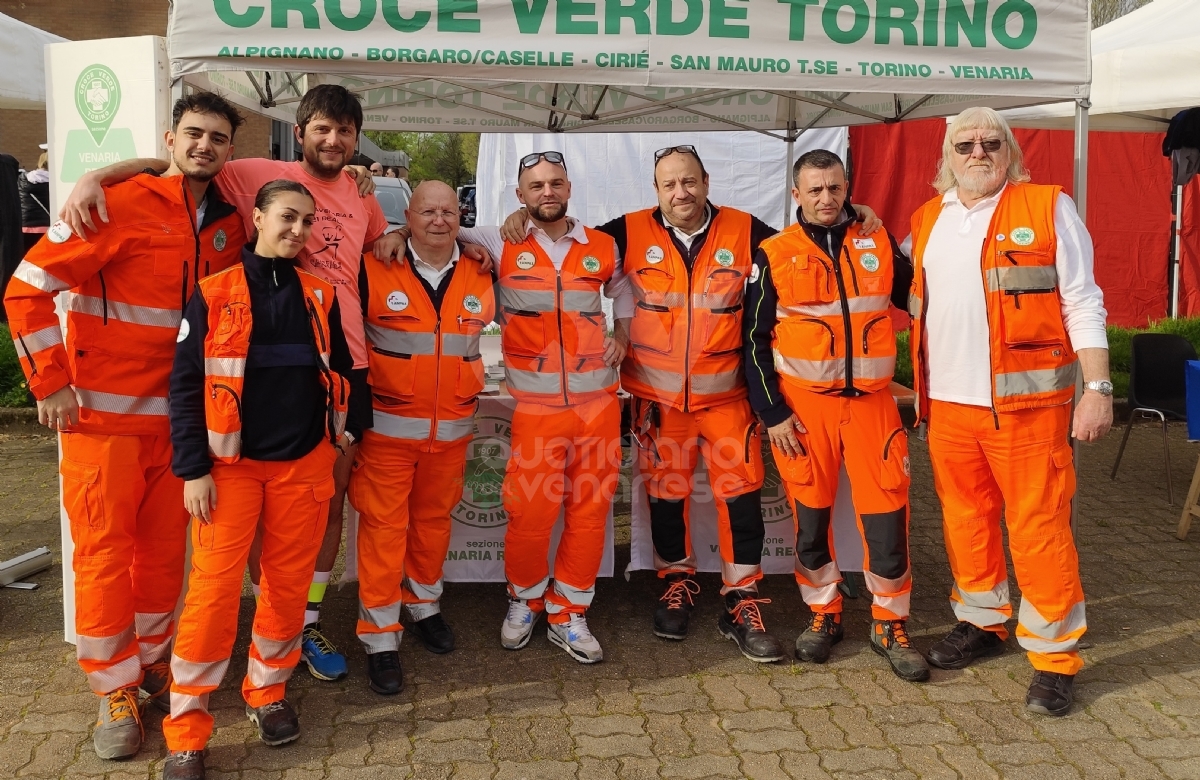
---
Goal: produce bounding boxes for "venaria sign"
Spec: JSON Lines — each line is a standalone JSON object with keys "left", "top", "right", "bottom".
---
{"left": 170, "top": 0, "right": 1089, "bottom": 98}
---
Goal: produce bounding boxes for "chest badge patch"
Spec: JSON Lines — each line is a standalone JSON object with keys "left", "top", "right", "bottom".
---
{"left": 463, "top": 295, "right": 483, "bottom": 314}
{"left": 515, "top": 252, "right": 536, "bottom": 270}
{"left": 386, "top": 291, "right": 409, "bottom": 312}
{"left": 47, "top": 220, "right": 72, "bottom": 244}
{"left": 859, "top": 253, "right": 880, "bottom": 273}
{"left": 715, "top": 248, "right": 735, "bottom": 267}
{"left": 645, "top": 245, "right": 664, "bottom": 264}
{"left": 213, "top": 229, "right": 227, "bottom": 252}
{"left": 852, "top": 237, "right": 877, "bottom": 250}
{"left": 581, "top": 256, "right": 601, "bottom": 273}
{"left": 1010, "top": 227, "right": 1035, "bottom": 246}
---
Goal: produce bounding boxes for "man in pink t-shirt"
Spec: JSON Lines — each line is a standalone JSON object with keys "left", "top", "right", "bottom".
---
{"left": 61, "top": 84, "right": 406, "bottom": 687}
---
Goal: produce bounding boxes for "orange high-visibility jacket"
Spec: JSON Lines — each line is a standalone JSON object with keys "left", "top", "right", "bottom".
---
{"left": 362, "top": 249, "right": 496, "bottom": 449}
{"left": 908, "top": 183, "right": 1077, "bottom": 421}
{"left": 761, "top": 222, "right": 896, "bottom": 394}
{"left": 199, "top": 264, "right": 348, "bottom": 462}
{"left": 497, "top": 230, "right": 618, "bottom": 406}
{"left": 621, "top": 207, "right": 752, "bottom": 411}
{"left": 4, "top": 174, "right": 244, "bottom": 434}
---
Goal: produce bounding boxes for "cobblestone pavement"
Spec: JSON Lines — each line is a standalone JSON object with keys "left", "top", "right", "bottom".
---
{"left": 2, "top": 420, "right": 1200, "bottom": 779}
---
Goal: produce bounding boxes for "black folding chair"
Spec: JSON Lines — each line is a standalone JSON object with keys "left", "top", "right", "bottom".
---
{"left": 1111, "top": 333, "right": 1197, "bottom": 504}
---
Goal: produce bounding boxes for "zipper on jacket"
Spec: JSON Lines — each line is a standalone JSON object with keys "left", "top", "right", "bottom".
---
{"left": 683, "top": 260, "right": 695, "bottom": 412}
{"left": 211, "top": 383, "right": 243, "bottom": 421}
{"left": 98, "top": 271, "right": 109, "bottom": 325}
{"left": 841, "top": 246, "right": 860, "bottom": 296}
{"left": 181, "top": 262, "right": 189, "bottom": 312}
{"left": 183, "top": 178, "right": 202, "bottom": 299}
{"left": 556, "top": 271, "right": 569, "bottom": 406}
{"left": 861, "top": 315, "right": 888, "bottom": 354}
{"left": 825, "top": 233, "right": 854, "bottom": 392}
{"left": 17, "top": 335, "right": 37, "bottom": 376}
{"left": 800, "top": 318, "right": 837, "bottom": 356}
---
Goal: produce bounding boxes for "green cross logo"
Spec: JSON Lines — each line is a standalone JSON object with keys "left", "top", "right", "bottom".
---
{"left": 74, "top": 65, "right": 121, "bottom": 146}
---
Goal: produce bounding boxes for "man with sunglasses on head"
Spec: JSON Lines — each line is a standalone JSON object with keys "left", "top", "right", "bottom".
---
{"left": 458, "top": 151, "right": 632, "bottom": 663}
{"left": 907, "top": 108, "right": 1110, "bottom": 716}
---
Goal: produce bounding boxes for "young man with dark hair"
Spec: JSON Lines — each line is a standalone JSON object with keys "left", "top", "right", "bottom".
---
{"left": 4, "top": 90, "right": 247, "bottom": 763}
{"left": 60, "top": 83, "right": 403, "bottom": 684}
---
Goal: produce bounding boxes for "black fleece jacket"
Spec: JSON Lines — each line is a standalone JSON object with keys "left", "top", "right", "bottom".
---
{"left": 170, "top": 246, "right": 364, "bottom": 480}
{"left": 595, "top": 202, "right": 779, "bottom": 269}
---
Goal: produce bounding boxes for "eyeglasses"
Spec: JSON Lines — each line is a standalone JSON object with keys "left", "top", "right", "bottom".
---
{"left": 953, "top": 139, "right": 1005, "bottom": 155}
{"left": 415, "top": 209, "right": 460, "bottom": 221}
{"left": 519, "top": 151, "right": 567, "bottom": 174}
{"left": 654, "top": 145, "right": 700, "bottom": 163}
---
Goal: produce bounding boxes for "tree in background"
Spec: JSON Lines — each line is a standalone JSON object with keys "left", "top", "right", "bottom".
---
{"left": 365, "top": 131, "right": 479, "bottom": 189}
{"left": 1092, "top": 0, "right": 1153, "bottom": 27}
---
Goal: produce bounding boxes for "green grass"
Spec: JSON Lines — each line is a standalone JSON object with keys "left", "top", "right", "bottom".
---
{"left": 0, "top": 324, "right": 33, "bottom": 407}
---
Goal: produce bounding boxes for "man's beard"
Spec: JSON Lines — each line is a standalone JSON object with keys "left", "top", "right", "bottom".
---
{"left": 529, "top": 201, "right": 567, "bottom": 222}
{"left": 176, "top": 154, "right": 218, "bottom": 182}
{"left": 304, "top": 144, "right": 348, "bottom": 176}
{"left": 957, "top": 163, "right": 1005, "bottom": 196}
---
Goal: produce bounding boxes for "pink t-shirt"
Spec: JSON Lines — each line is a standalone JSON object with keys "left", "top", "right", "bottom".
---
{"left": 216, "top": 159, "right": 388, "bottom": 368}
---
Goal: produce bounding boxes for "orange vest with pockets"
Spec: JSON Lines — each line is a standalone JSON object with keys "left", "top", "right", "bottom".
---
{"left": 908, "top": 183, "right": 1076, "bottom": 421}
{"left": 761, "top": 222, "right": 896, "bottom": 394}
{"left": 621, "top": 207, "right": 752, "bottom": 411}
{"left": 363, "top": 250, "right": 496, "bottom": 449}
{"left": 497, "top": 230, "right": 617, "bottom": 406}
{"left": 199, "top": 264, "right": 348, "bottom": 463}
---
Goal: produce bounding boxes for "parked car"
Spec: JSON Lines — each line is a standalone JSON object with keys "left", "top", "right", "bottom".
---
{"left": 458, "top": 184, "right": 477, "bottom": 227}
{"left": 374, "top": 176, "right": 410, "bottom": 228}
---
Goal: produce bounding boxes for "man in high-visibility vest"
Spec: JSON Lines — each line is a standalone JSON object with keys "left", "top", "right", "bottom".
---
{"left": 3, "top": 92, "right": 247, "bottom": 761}
{"left": 909, "top": 107, "right": 1111, "bottom": 716}
{"left": 350, "top": 181, "right": 496, "bottom": 694}
{"left": 743, "top": 149, "right": 927, "bottom": 682}
{"left": 459, "top": 151, "right": 632, "bottom": 663}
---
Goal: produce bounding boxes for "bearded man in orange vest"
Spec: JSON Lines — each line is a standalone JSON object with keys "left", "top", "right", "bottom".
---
{"left": 908, "top": 107, "right": 1112, "bottom": 716}
{"left": 744, "top": 149, "right": 926, "bottom": 681}
{"left": 350, "top": 181, "right": 495, "bottom": 694}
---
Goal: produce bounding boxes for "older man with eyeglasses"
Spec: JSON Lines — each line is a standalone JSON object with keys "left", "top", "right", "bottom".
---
{"left": 907, "top": 107, "right": 1111, "bottom": 716}
{"left": 349, "top": 180, "right": 496, "bottom": 695}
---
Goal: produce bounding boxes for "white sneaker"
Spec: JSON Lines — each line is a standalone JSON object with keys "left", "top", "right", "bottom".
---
{"left": 500, "top": 598, "right": 542, "bottom": 650}
{"left": 547, "top": 613, "right": 604, "bottom": 664}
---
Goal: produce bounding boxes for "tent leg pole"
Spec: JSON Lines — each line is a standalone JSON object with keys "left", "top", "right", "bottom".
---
{"left": 784, "top": 136, "right": 795, "bottom": 227}
{"left": 1070, "top": 98, "right": 1090, "bottom": 537}
{"left": 1173, "top": 185, "right": 1183, "bottom": 318}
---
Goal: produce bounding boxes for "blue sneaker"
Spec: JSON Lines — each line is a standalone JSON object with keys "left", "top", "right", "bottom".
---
{"left": 300, "top": 623, "right": 348, "bottom": 681}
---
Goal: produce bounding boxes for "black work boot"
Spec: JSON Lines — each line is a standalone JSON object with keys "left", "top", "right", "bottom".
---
{"left": 717, "top": 589, "right": 785, "bottom": 663}
{"left": 1026, "top": 671, "right": 1075, "bottom": 716}
{"left": 245, "top": 699, "right": 300, "bottom": 746}
{"left": 410, "top": 613, "right": 456, "bottom": 654}
{"left": 926, "top": 621, "right": 1005, "bottom": 670}
{"left": 794, "top": 612, "right": 844, "bottom": 663}
{"left": 871, "top": 620, "right": 931, "bottom": 682}
{"left": 162, "top": 750, "right": 206, "bottom": 780}
{"left": 653, "top": 573, "right": 700, "bottom": 640}
{"left": 366, "top": 650, "right": 404, "bottom": 696}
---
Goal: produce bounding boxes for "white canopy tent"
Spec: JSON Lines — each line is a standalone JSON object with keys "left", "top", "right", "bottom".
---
{"left": 0, "top": 13, "right": 66, "bottom": 109}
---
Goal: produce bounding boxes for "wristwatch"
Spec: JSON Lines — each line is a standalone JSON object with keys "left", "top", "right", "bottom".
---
{"left": 1085, "top": 380, "right": 1114, "bottom": 397}
{"left": 343, "top": 431, "right": 356, "bottom": 446}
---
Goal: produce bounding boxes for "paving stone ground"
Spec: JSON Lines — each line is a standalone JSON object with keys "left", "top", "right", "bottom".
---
{"left": 2, "top": 419, "right": 1200, "bottom": 779}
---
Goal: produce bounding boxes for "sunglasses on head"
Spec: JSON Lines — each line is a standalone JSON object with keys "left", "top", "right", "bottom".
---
{"left": 519, "top": 151, "right": 567, "bottom": 174}
{"left": 654, "top": 145, "right": 700, "bottom": 163}
{"left": 953, "top": 139, "right": 1004, "bottom": 155}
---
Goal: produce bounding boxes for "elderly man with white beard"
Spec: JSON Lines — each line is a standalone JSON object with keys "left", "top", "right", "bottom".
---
{"left": 905, "top": 107, "right": 1111, "bottom": 717}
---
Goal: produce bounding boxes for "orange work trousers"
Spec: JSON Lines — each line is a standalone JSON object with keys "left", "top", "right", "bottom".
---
{"left": 634, "top": 397, "right": 765, "bottom": 592}
{"left": 772, "top": 386, "right": 912, "bottom": 621}
{"left": 502, "top": 395, "right": 620, "bottom": 623}
{"left": 927, "top": 400, "right": 1085, "bottom": 675}
{"left": 60, "top": 432, "right": 187, "bottom": 695}
{"left": 350, "top": 432, "right": 469, "bottom": 653}
{"left": 163, "top": 441, "right": 336, "bottom": 752}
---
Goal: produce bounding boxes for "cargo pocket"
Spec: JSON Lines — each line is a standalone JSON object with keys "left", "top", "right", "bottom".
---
{"left": 501, "top": 458, "right": 523, "bottom": 521}
{"left": 60, "top": 458, "right": 103, "bottom": 532}
{"left": 774, "top": 439, "right": 813, "bottom": 487}
{"left": 995, "top": 253, "right": 1066, "bottom": 347}
{"left": 1050, "top": 443, "right": 1076, "bottom": 511}
{"left": 777, "top": 254, "right": 836, "bottom": 305}
{"left": 630, "top": 302, "right": 674, "bottom": 355}
{"left": 312, "top": 476, "right": 338, "bottom": 543}
{"left": 151, "top": 235, "right": 187, "bottom": 278}
{"left": 880, "top": 427, "right": 911, "bottom": 493}
{"left": 368, "top": 351, "right": 416, "bottom": 397}
{"left": 457, "top": 357, "right": 486, "bottom": 401}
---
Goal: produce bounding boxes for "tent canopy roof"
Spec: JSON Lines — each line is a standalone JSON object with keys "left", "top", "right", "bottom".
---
{"left": 0, "top": 12, "right": 67, "bottom": 110}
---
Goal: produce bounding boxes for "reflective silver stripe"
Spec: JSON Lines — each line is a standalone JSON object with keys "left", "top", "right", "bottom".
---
{"left": 13, "top": 260, "right": 70, "bottom": 293}
{"left": 720, "top": 562, "right": 761, "bottom": 590}
{"left": 14, "top": 324, "right": 64, "bottom": 355}
{"left": 436, "top": 417, "right": 475, "bottom": 441}
{"left": 318, "top": 349, "right": 331, "bottom": 369}
{"left": 77, "top": 625, "right": 136, "bottom": 661}
{"left": 908, "top": 293, "right": 922, "bottom": 317}
{"left": 626, "top": 362, "right": 684, "bottom": 394}
{"left": 567, "top": 366, "right": 618, "bottom": 394}
{"left": 208, "top": 429, "right": 241, "bottom": 459}
{"left": 994, "top": 364, "right": 1078, "bottom": 398}
{"left": 796, "top": 560, "right": 841, "bottom": 608}
{"left": 951, "top": 582, "right": 1011, "bottom": 628}
{"left": 332, "top": 408, "right": 347, "bottom": 437}
{"left": 403, "top": 577, "right": 443, "bottom": 604}
{"left": 652, "top": 549, "right": 697, "bottom": 573}
{"left": 246, "top": 656, "right": 293, "bottom": 689}
{"left": 562, "top": 290, "right": 603, "bottom": 313}
{"left": 774, "top": 353, "right": 842, "bottom": 383}
{"left": 366, "top": 324, "right": 436, "bottom": 355}
{"left": 693, "top": 290, "right": 743, "bottom": 310}
{"left": 85, "top": 654, "right": 142, "bottom": 694}
{"left": 170, "top": 693, "right": 210, "bottom": 719}
{"left": 65, "top": 293, "right": 181, "bottom": 329}
{"left": 252, "top": 632, "right": 302, "bottom": 662}
{"left": 358, "top": 600, "right": 402, "bottom": 630}
{"left": 690, "top": 369, "right": 743, "bottom": 396}
{"left": 172, "top": 656, "right": 231, "bottom": 689}
{"left": 134, "top": 611, "right": 173, "bottom": 639}
{"left": 442, "top": 332, "right": 481, "bottom": 358}
{"left": 498, "top": 286, "right": 555, "bottom": 312}
{"left": 862, "top": 571, "right": 911, "bottom": 619}
{"left": 509, "top": 576, "right": 550, "bottom": 602}
{"left": 204, "top": 357, "right": 245, "bottom": 377}
{"left": 632, "top": 286, "right": 688, "bottom": 308}
{"left": 506, "top": 367, "right": 562, "bottom": 395}
{"left": 779, "top": 294, "right": 890, "bottom": 319}
{"left": 137, "top": 636, "right": 172, "bottom": 667}
{"left": 405, "top": 601, "right": 441, "bottom": 622}
{"left": 853, "top": 355, "right": 896, "bottom": 381}
{"left": 549, "top": 579, "right": 595, "bottom": 611}
{"left": 1016, "top": 600, "right": 1087, "bottom": 655}
{"left": 359, "top": 631, "right": 399, "bottom": 654}
{"left": 372, "top": 410, "right": 432, "bottom": 440}
{"left": 986, "top": 265, "right": 1058, "bottom": 293}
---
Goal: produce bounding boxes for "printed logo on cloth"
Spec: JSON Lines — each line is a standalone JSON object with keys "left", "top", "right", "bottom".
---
{"left": 515, "top": 252, "right": 536, "bottom": 270}
{"left": 74, "top": 64, "right": 121, "bottom": 145}
{"left": 463, "top": 295, "right": 483, "bottom": 314}
{"left": 47, "top": 221, "right": 72, "bottom": 244}
{"left": 852, "top": 238, "right": 877, "bottom": 250}
{"left": 1010, "top": 227, "right": 1035, "bottom": 246}
{"left": 859, "top": 253, "right": 880, "bottom": 273}
{"left": 386, "top": 291, "right": 409, "bottom": 311}
{"left": 582, "top": 256, "right": 601, "bottom": 273}
{"left": 645, "top": 246, "right": 664, "bottom": 264}
{"left": 213, "top": 229, "right": 227, "bottom": 252}
{"left": 715, "top": 248, "right": 735, "bottom": 267}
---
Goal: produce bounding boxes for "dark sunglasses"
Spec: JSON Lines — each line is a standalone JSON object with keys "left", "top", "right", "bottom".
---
{"left": 519, "top": 151, "right": 567, "bottom": 174}
{"left": 654, "top": 144, "right": 701, "bottom": 163}
{"left": 953, "top": 139, "right": 1004, "bottom": 155}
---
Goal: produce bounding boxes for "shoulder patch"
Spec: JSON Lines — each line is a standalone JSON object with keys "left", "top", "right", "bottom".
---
{"left": 749, "top": 264, "right": 761, "bottom": 284}
{"left": 176, "top": 318, "right": 190, "bottom": 343}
